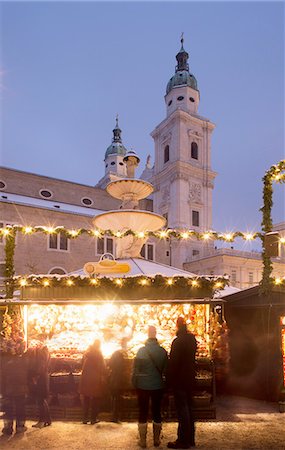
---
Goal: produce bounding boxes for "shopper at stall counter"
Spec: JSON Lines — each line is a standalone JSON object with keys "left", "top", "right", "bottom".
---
{"left": 132, "top": 325, "right": 168, "bottom": 448}
{"left": 31, "top": 345, "right": 52, "bottom": 428}
{"left": 108, "top": 337, "right": 129, "bottom": 423}
{"left": 1, "top": 340, "right": 29, "bottom": 435}
{"left": 167, "top": 317, "right": 197, "bottom": 449}
{"left": 79, "top": 339, "right": 107, "bottom": 424}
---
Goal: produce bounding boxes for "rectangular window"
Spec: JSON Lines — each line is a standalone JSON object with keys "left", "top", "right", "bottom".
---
{"left": 248, "top": 272, "right": 254, "bottom": 285}
{"left": 48, "top": 232, "right": 69, "bottom": 251}
{"left": 97, "top": 238, "right": 105, "bottom": 255}
{"left": 231, "top": 270, "right": 237, "bottom": 286}
{"left": 192, "top": 210, "right": 199, "bottom": 227}
{"left": 163, "top": 213, "right": 168, "bottom": 227}
{"left": 96, "top": 237, "right": 114, "bottom": 256}
{"left": 147, "top": 244, "right": 154, "bottom": 261}
{"left": 106, "top": 238, "right": 113, "bottom": 254}
{"left": 59, "top": 234, "right": 68, "bottom": 251}
{"left": 164, "top": 145, "right": 170, "bottom": 163}
{"left": 49, "top": 234, "right": 58, "bottom": 249}
{"left": 141, "top": 243, "right": 155, "bottom": 261}
{"left": 192, "top": 249, "right": 200, "bottom": 256}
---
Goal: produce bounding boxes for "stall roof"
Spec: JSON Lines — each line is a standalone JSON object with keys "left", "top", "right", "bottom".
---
{"left": 222, "top": 285, "right": 285, "bottom": 307}
{"left": 70, "top": 257, "right": 197, "bottom": 277}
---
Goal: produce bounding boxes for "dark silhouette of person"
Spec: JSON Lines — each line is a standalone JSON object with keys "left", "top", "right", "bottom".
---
{"left": 108, "top": 337, "right": 129, "bottom": 423}
{"left": 167, "top": 317, "right": 197, "bottom": 449}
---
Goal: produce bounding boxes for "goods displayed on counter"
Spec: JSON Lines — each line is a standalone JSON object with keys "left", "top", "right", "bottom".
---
{"left": 27, "top": 303, "right": 211, "bottom": 359}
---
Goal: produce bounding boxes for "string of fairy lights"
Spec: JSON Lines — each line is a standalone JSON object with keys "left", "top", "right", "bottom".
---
{"left": 1, "top": 224, "right": 285, "bottom": 244}
{"left": 14, "top": 273, "right": 227, "bottom": 290}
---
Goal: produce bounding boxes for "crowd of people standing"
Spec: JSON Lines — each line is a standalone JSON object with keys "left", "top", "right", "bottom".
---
{"left": 1, "top": 317, "right": 197, "bottom": 449}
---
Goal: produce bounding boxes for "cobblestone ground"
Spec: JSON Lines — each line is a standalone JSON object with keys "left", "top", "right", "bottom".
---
{"left": 1, "top": 396, "right": 285, "bottom": 450}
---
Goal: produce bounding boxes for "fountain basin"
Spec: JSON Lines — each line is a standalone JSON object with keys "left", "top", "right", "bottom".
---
{"left": 93, "top": 210, "right": 166, "bottom": 232}
{"left": 106, "top": 179, "right": 153, "bottom": 200}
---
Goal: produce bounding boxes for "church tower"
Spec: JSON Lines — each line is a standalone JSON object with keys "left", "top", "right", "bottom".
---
{"left": 151, "top": 37, "right": 217, "bottom": 268}
{"left": 96, "top": 116, "right": 127, "bottom": 188}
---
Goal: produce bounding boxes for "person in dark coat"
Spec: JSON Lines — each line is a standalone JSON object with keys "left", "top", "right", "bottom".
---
{"left": 108, "top": 337, "right": 129, "bottom": 423}
{"left": 167, "top": 317, "right": 197, "bottom": 449}
{"left": 1, "top": 341, "right": 29, "bottom": 435}
{"left": 31, "top": 345, "right": 52, "bottom": 428}
{"left": 79, "top": 339, "right": 107, "bottom": 424}
{"left": 132, "top": 326, "right": 168, "bottom": 448}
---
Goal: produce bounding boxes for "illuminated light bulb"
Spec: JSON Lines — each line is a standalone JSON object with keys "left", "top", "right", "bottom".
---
{"left": 115, "top": 279, "right": 123, "bottom": 286}
{"left": 69, "top": 229, "right": 79, "bottom": 237}
{"left": 115, "top": 231, "right": 122, "bottom": 238}
{"left": 46, "top": 227, "right": 55, "bottom": 234}
{"left": 137, "top": 232, "right": 145, "bottom": 239}
{"left": 202, "top": 233, "right": 211, "bottom": 240}
{"left": 66, "top": 279, "right": 74, "bottom": 286}
{"left": 20, "top": 279, "right": 27, "bottom": 287}
{"left": 244, "top": 233, "right": 254, "bottom": 241}
{"left": 24, "top": 226, "right": 33, "bottom": 234}
{"left": 167, "top": 278, "right": 173, "bottom": 285}
{"left": 214, "top": 282, "right": 223, "bottom": 289}
{"left": 140, "top": 279, "right": 148, "bottom": 286}
{"left": 280, "top": 237, "right": 285, "bottom": 244}
{"left": 181, "top": 232, "right": 189, "bottom": 239}
{"left": 90, "top": 278, "right": 99, "bottom": 285}
{"left": 159, "top": 231, "right": 168, "bottom": 238}
{"left": 191, "top": 280, "right": 199, "bottom": 287}
{"left": 43, "top": 280, "right": 50, "bottom": 287}
{"left": 93, "top": 229, "right": 101, "bottom": 237}
{"left": 274, "top": 278, "right": 282, "bottom": 285}
{"left": 224, "top": 233, "right": 233, "bottom": 241}
{"left": 3, "top": 229, "right": 10, "bottom": 236}
{"left": 274, "top": 174, "right": 281, "bottom": 181}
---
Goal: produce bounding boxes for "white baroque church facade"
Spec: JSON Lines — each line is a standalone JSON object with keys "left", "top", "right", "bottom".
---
{"left": 0, "top": 39, "right": 284, "bottom": 288}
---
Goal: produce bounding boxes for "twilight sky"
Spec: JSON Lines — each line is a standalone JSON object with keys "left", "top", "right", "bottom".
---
{"left": 1, "top": 1, "right": 284, "bottom": 240}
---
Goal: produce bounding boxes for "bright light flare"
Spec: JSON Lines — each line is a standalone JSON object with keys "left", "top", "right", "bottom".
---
{"left": 26, "top": 303, "right": 211, "bottom": 359}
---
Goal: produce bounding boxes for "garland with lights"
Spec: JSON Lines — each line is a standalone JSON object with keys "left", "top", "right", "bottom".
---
{"left": 0, "top": 224, "right": 264, "bottom": 242}
{"left": 260, "top": 160, "right": 285, "bottom": 294}
{"left": 4, "top": 226, "right": 16, "bottom": 299}
{"left": 16, "top": 274, "right": 228, "bottom": 301}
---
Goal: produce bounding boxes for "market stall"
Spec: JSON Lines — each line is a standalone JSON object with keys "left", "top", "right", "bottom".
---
{"left": 2, "top": 279, "right": 225, "bottom": 420}
{"left": 224, "top": 285, "right": 285, "bottom": 402}
{"left": 1, "top": 154, "right": 229, "bottom": 420}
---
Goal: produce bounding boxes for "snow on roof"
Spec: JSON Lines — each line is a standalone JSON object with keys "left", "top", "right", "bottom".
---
{"left": 0, "top": 192, "right": 104, "bottom": 217}
{"left": 214, "top": 285, "right": 241, "bottom": 298}
{"left": 70, "top": 257, "right": 197, "bottom": 278}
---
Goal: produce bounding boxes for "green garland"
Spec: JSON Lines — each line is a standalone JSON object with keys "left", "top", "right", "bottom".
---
{"left": 16, "top": 274, "right": 228, "bottom": 301}
{"left": 4, "top": 227, "right": 16, "bottom": 299}
{"left": 260, "top": 160, "right": 285, "bottom": 294}
{"left": 0, "top": 225, "right": 263, "bottom": 242}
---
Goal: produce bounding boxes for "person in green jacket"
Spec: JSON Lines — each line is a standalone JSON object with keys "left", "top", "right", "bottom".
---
{"left": 132, "top": 326, "right": 168, "bottom": 448}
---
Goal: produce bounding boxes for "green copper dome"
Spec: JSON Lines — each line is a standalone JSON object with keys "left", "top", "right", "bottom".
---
{"left": 166, "top": 37, "right": 198, "bottom": 95}
{"left": 166, "top": 71, "right": 198, "bottom": 94}
{"left": 104, "top": 117, "right": 127, "bottom": 160}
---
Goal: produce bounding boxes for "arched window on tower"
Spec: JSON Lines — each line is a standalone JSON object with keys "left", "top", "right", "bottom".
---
{"left": 191, "top": 142, "right": 198, "bottom": 160}
{"left": 164, "top": 145, "right": 170, "bottom": 163}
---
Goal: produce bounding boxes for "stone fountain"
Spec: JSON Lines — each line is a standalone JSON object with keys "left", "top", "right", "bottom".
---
{"left": 93, "top": 151, "right": 166, "bottom": 258}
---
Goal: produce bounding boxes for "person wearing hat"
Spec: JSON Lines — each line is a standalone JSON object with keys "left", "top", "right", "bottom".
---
{"left": 167, "top": 317, "right": 197, "bottom": 449}
{"left": 132, "top": 325, "right": 168, "bottom": 448}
